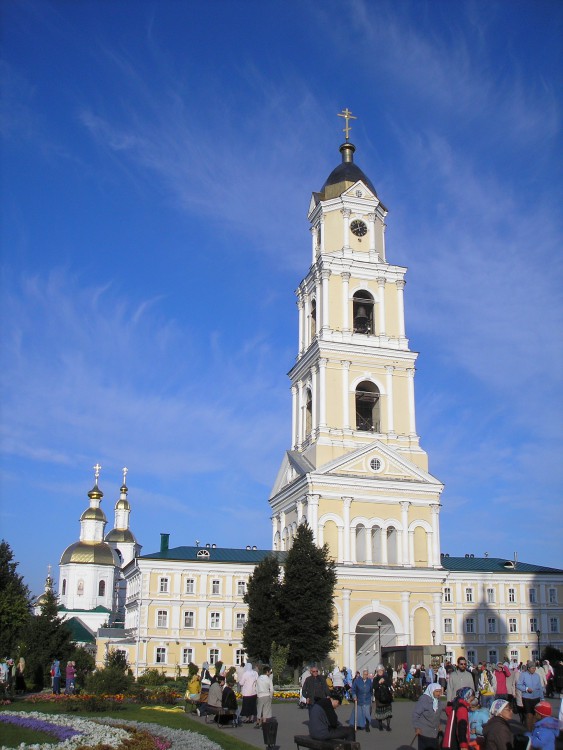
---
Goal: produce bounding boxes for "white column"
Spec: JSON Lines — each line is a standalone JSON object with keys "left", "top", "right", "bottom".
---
{"left": 367, "top": 212, "right": 376, "bottom": 257}
{"left": 365, "top": 527, "right": 373, "bottom": 564}
{"left": 321, "top": 269, "right": 331, "bottom": 333}
{"left": 311, "top": 365, "right": 318, "bottom": 433}
{"left": 402, "top": 591, "right": 410, "bottom": 644}
{"left": 396, "top": 280, "right": 406, "bottom": 338}
{"left": 271, "top": 516, "right": 279, "bottom": 550}
{"left": 319, "top": 358, "right": 327, "bottom": 426}
{"left": 381, "top": 221, "right": 387, "bottom": 262}
{"left": 343, "top": 589, "right": 351, "bottom": 669}
{"left": 314, "top": 272, "right": 321, "bottom": 339}
{"left": 336, "top": 526, "right": 344, "bottom": 563}
{"left": 297, "top": 381, "right": 304, "bottom": 447}
{"left": 341, "top": 272, "right": 350, "bottom": 332}
{"left": 350, "top": 524, "right": 357, "bottom": 564}
{"left": 433, "top": 592, "right": 443, "bottom": 643}
{"left": 431, "top": 505, "right": 441, "bottom": 567}
{"left": 426, "top": 532, "right": 433, "bottom": 567}
{"left": 401, "top": 502, "right": 410, "bottom": 565}
{"left": 341, "top": 208, "right": 351, "bottom": 250}
{"left": 310, "top": 226, "right": 316, "bottom": 266}
{"left": 307, "top": 494, "right": 320, "bottom": 542}
{"left": 342, "top": 361, "right": 351, "bottom": 429}
{"left": 296, "top": 499, "right": 304, "bottom": 523}
{"left": 381, "top": 528, "right": 388, "bottom": 565}
{"left": 342, "top": 497, "right": 352, "bottom": 563}
{"left": 319, "top": 216, "right": 325, "bottom": 255}
{"left": 409, "top": 530, "right": 415, "bottom": 566}
{"left": 385, "top": 365, "right": 394, "bottom": 434}
{"left": 303, "top": 292, "right": 310, "bottom": 349}
{"left": 407, "top": 368, "right": 417, "bottom": 436}
{"left": 377, "top": 277, "right": 386, "bottom": 336}
{"left": 291, "top": 385, "right": 298, "bottom": 449}
{"left": 297, "top": 295, "right": 304, "bottom": 357}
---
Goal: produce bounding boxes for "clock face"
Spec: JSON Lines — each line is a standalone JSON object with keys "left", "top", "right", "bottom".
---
{"left": 350, "top": 219, "right": 367, "bottom": 237}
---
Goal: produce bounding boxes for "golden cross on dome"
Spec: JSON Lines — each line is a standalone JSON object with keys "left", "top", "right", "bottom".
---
{"left": 337, "top": 107, "right": 357, "bottom": 141}
{"left": 93, "top": 462, "right": 101, "bottom": 483}
{"left": 122, "top": 466, "right": 128, "bottom": 484}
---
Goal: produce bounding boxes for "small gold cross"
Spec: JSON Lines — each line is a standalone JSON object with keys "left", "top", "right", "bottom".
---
{"left": 337, "top": 108, "right": 357, "bottom": 141}
{"left": 93, "top": 462, "right": 102, "bottom": 483}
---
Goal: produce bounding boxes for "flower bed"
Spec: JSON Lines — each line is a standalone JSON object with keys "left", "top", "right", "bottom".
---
{"left": 0, "top": 711, "right": 129, "bottom": 750}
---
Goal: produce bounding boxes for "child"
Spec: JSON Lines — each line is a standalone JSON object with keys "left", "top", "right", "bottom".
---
{"left": 527, "top": 701, "right": 559, "bottom": 750}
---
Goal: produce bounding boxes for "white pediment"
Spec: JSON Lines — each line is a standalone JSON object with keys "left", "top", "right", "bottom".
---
{"left": 342, "top": 180, "right": 377, "bottom": 202}
{"left": 316, "top": 441, "right": 441, "bottom": 486}
{"left": 270, "top": 450, "right": 315, "bottom": 498}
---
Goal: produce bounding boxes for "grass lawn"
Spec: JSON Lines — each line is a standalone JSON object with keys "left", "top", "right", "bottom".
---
{"left": 0, "top": 702, "right": 255, "bottom": 750}
{"left": 0, "top": 723, "right": 57, "bottom": 747}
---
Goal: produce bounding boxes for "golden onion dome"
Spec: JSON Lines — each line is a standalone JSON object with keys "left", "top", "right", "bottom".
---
{"left": 87, "top": 483, "right": 104, "bottom": 501}
{"left": 115, "top": 498, "right": 130, "bottom": 511}
{"left": 60, "top": 541, "right": 117, "bottom": 566}
{"left": 105, "top": 528, "right": 136, "bottom": 544}
{"left": 80, "top": 507, "right": 107, "bottom": 522}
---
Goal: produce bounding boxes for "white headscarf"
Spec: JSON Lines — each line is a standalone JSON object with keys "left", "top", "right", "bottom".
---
{"left": 424, "top": 682, "right": 442, "bottom": 711}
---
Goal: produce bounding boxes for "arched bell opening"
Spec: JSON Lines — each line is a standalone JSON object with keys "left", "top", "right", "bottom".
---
{"left": 305, "top": 388, "right": 312, "bottom": 436}
{"left": 353, "top": 290, "right": 374, "bottom": 334}
{"left": 310, "top": 298, "right": 317, "bottom": 340}
{"left": 355, "top": 381, "right": 381, "bottom": 432}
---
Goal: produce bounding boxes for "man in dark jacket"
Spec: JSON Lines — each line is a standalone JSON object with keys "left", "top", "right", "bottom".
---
{"left": 309, "top": 692, "right": 355, "bottom": 741}
{"left": 302, "top": 667, "right": 330, "bottom": 707}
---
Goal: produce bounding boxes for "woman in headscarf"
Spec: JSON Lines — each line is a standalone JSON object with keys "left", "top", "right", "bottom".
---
{"left": 412, "top": 682, "right": 444, "bottom": 749}
{"left": 199, "top": 661, "right": 212, "bottom": 704}
{"left": 373, "top": 664, "right": 393, "bottom": 732}
{"left": 239, "top": 661, "right": 258, "bottom": 724}
{"left": 482, "top": 698, "right": 514, "bottom": 750}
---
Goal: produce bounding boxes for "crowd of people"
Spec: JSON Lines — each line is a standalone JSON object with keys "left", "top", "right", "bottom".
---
{"left": 0, "top": 657, "right": 26, "bottom": 697}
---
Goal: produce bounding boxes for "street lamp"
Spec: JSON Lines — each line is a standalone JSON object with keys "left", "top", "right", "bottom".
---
{"left": 431, "top": 629, "right": 436, "bottom": 646}
{"left": 536, "top": 629, "right": 541, "bottom": 661}
{"left": 377, "top": 617, "right": 383, "bottom": 660}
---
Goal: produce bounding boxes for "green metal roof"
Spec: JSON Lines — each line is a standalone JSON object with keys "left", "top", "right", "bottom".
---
{"left": 64, "top": 617, "right": 95, "bottom": 643}
{"left": 440, "top": 556, "right": 563, "bottom": 574}
{"left": 59, "top": 605, "right": 111, "bottom": 613}
{"left": 141, "top": 546, "right": 287, "bottom": 564}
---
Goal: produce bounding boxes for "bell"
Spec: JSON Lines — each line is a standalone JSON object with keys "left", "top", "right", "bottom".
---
{"left": 354, "top": 306, "right": 369, "bottom": 332}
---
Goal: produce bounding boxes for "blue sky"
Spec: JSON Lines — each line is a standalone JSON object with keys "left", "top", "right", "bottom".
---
{"left": 1, "top": 0, "right": 562, "bottom": 596}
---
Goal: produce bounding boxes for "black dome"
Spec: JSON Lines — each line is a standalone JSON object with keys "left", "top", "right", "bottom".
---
{"left": 320, "top": 142, "right": 377, "bottom": 198}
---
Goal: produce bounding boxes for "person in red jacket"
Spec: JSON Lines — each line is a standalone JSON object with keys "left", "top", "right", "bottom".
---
{"left": 493, "top": 663, "right": 511, "bottom": 701}
{"left": 442, "top": 687, "right": 475, "bottom": 749}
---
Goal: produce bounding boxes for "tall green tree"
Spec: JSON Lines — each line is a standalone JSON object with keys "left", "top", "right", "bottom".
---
{"left": 22, "top": 587, "right": 74, "bottom": 689}
{"left": 0, "top": 540, "right": 32, "bottom": 656}
{"left": 279, "top": 523, "right": 337, "bottom": 669}
{"left": 242, "top": 554, "right": 282, "bottom": 663}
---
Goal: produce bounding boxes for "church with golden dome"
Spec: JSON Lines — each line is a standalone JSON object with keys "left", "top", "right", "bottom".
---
{"left": 54, "top": 112, "right": 561, "bottom": 674}
{"left": 57, "top": 465, "right": 140, "bottom": 638}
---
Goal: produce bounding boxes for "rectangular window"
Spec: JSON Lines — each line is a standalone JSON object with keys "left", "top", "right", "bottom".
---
{"left": 509, "top": 618, "right": 518, "bottom": 633}
{"left": 467, "top": 650, "right": 476, "bottom": 665}
{"left": 210, "top": 612, "right": 221, "bottom": 629}
{"left": 235, "top": 649, "right": 245, "bottom": 666}
{"left": 237, "top": 581, "right": 246, "bottom": 596}
{"left": 532, "top": 649, "right": 539, "bottom": 662}
{"left": 549, "top": 588, "right": 557, "bottom": 604}
{"left": 508, "top": 588, "right": 516, "bottom": 603}
{"left": 156, "top": 647, "right": 166, "bottom": 663}
{"left": 444, "top": 618, "right": 453, "bottom": 633}
{"left": 157, "top": 610, "right": 168, "bottom": 628}
{"left": 184, "top": 611, "right": 194, "bottom": 628}
{"left": 530, "top": 617, "right": 538, "bottom": 633}
{"left": 159, "top": 577, "right": 169, "bottom": 593}
{"left": 185, "top": 579, "right": 195, "bottom": 594}
{"left": 235, "top": 613, "right": 246, "bottom": 630}
{"left": 182, "top": 648, "right": 193, "bottom": 665}
{"left": 443, "top": 587, "right": 451, "bottom": 603}
{"left": 488, "top": 617, "right": 497, "bottom": 633}
{"left": 487, "top": 588, "right": 495, "bottom": 603}
{"left": 212, "top": 580, "right": 220, "bottom": 595}
{"left": 529, "top": 588, "right": 537, "bottom": 604}
{"left": 209, "top": 648, "right": 219, "bottom": 665}
{"left": 466, "top": 588, "right": 473, "bottom": 603}
{"left": 488, "top": 650, "right": 498, "bottom": 664}
{"left": 550, "top": 617, "right": 559, "bottom": 633}
{"left": 466, "top": 618, "right": 475, "bottom": 634}
{"left": 510, "top": 650, "right": 519, "bottom": 661}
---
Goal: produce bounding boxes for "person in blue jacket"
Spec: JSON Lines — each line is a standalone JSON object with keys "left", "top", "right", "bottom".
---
{"left": 516, "top": 661, "right": 544, "bottom": 732}
{"left": 527, "top": 701, "right": 560, "bottom": 750}
{"left": 349, "top": 668, "right": 373, "bottom": 732}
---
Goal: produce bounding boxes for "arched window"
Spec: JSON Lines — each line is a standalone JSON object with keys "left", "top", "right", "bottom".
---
{"left": 371, "top": 526, "right": 382, "bottom": 563}
{"left": 355, "top": 381, "right": 380, "bottom": 432}
{"left": 305, "top": 388, "right": 312, "bottom": 435}
{"left": 98, "top": 580, "right": 106, "bottom": 597}
{"left": 387, "top": 527, "right": 399, "bottom": 564}
{"left": 355, "top": 524, "right": 367, "bottom": 562}
{"left": 61, "top": 579, "right": 67, "bottom": 595}
{"left": 353, "top": 290, "right": 374, "bottom": 334}
{"left": 310, "top": 299, "right": 317, "bottom": 339}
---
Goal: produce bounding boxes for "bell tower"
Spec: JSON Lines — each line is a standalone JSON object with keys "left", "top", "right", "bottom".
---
{"left": 270, "top": 111, "right": 444, "bottom": 571}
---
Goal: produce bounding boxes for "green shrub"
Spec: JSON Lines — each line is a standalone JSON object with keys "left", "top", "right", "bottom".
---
{"left": 136, "top": 668, "right": 168, "bottom": 686}
{"left": 85, "top": 666, "right": 134, "bottom": 695}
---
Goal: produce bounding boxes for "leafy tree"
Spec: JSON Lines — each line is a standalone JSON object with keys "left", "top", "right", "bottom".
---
{"left": 85, "top": 666, "right": 133, "bottom": 695}
{"left": 279, "top": 523, "right": 337, "bottom": 669}
{"left": 22, "top": 587, "right": 74, "bottom": 689}
{"left": 0, "top": 540, "right": 32, "bottom": 656}
{"left": 69, "top": 646, "right": 95, "bottom": 688}
{"left": 270, "top": 642, "right": 289, "bottom": 684}
{"left": 242, "top": 554, "right": 282, "bottom": 662}
{"left": 105, "top": 647, "right": 128, "bottom": 672}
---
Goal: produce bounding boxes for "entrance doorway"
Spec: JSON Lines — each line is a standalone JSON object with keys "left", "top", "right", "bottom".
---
{"left": 355, "top": 613, "right": 396, "bottom": 673}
